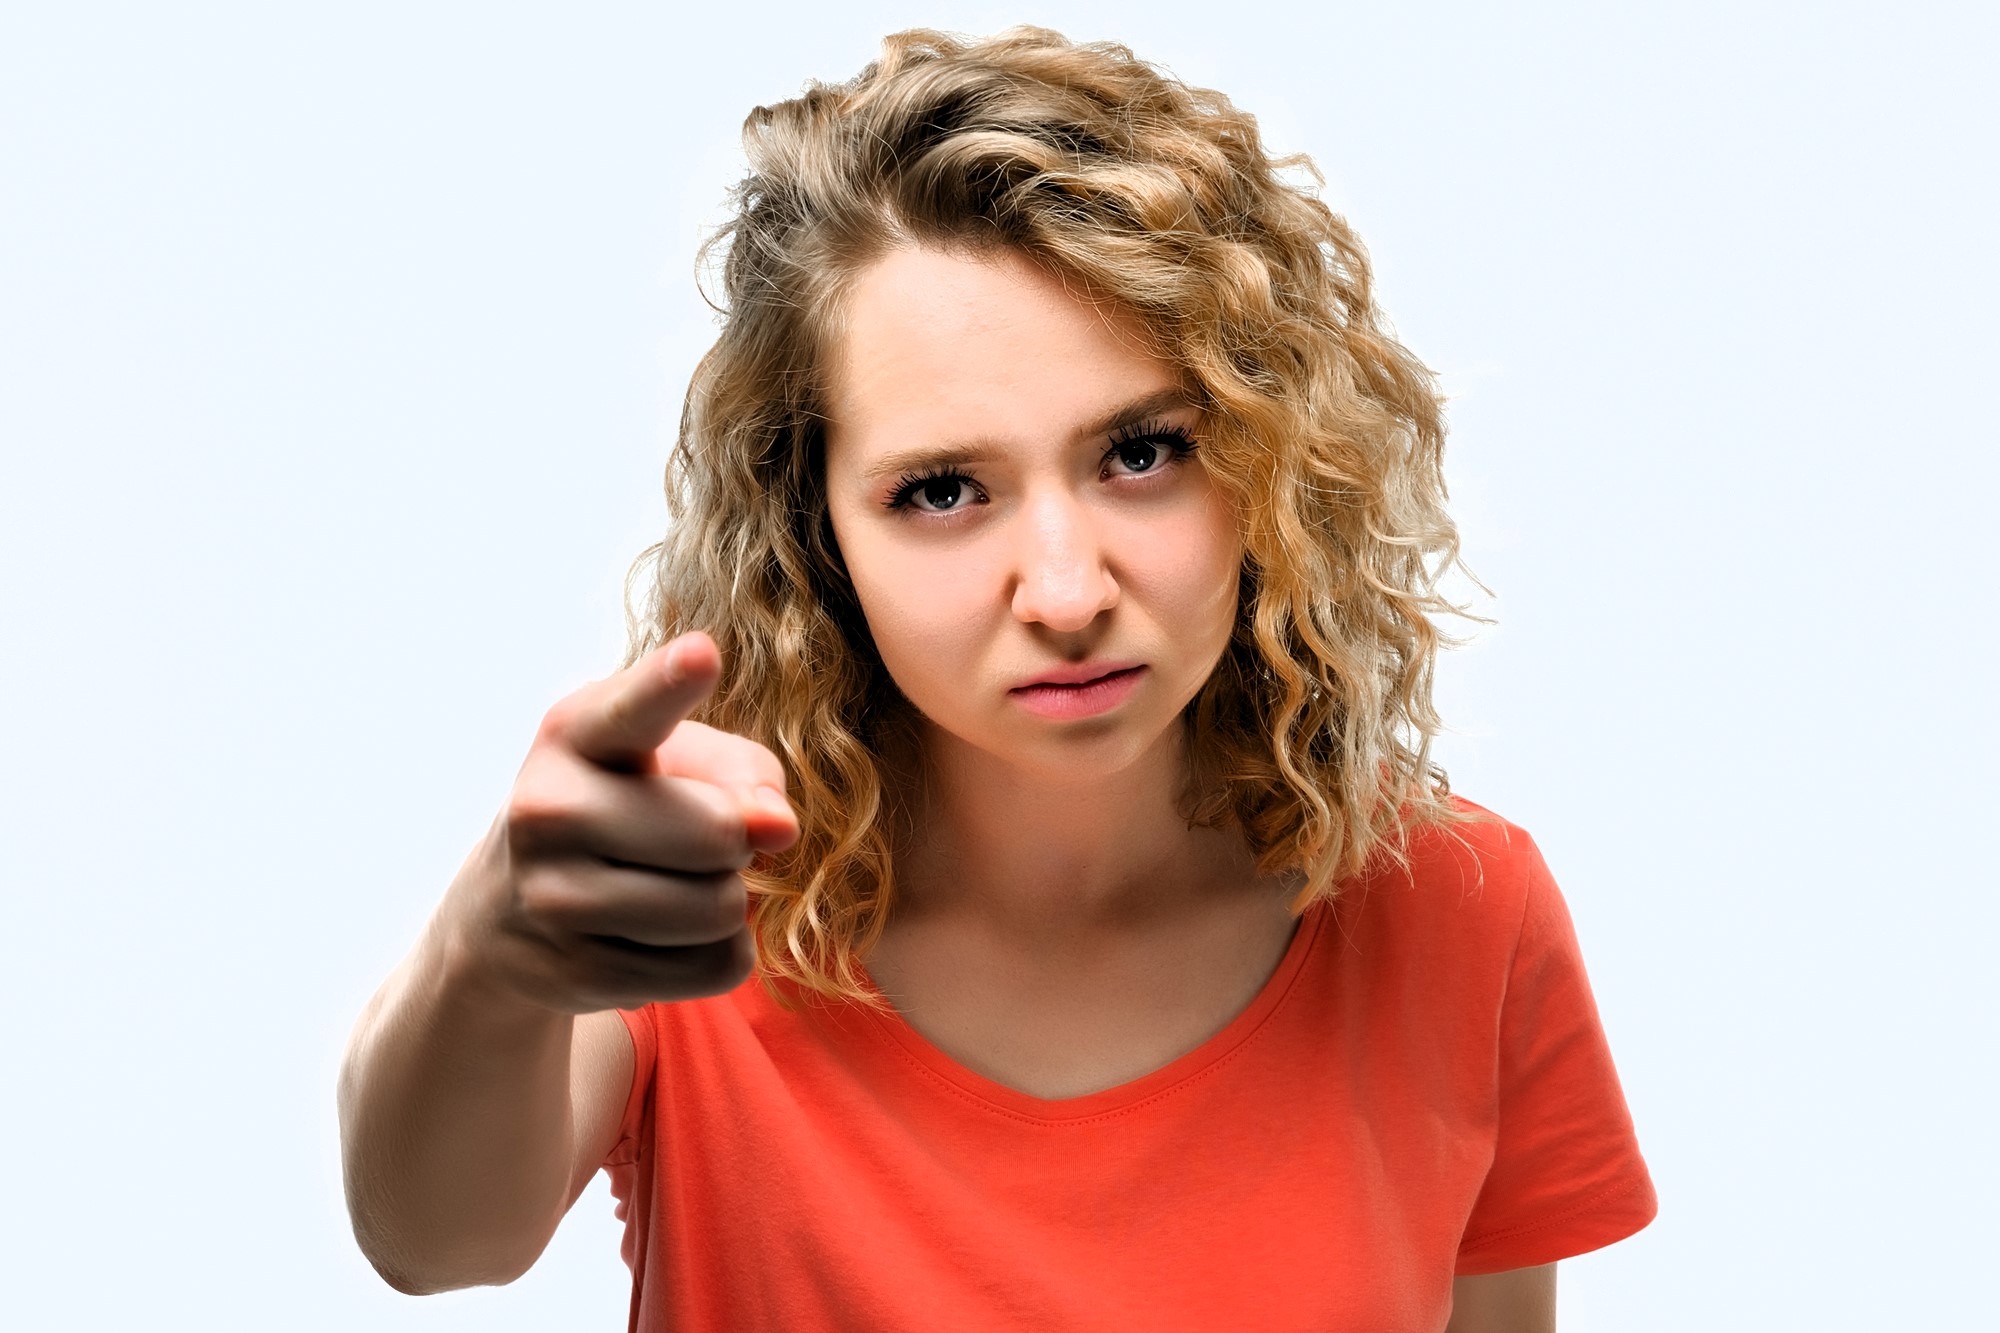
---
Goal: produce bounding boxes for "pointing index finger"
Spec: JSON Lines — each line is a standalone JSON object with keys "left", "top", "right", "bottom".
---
{"left": 566, "top": 633, "right": 719, "bottom": 772}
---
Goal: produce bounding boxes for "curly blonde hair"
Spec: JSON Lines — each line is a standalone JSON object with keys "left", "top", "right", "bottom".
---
{"left": 624, "top": 26, "right": 1478, "bottom": 1004}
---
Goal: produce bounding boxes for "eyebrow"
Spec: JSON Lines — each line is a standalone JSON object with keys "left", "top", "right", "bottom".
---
{"left": 857, "top": 387, "right": 1197, "bottom": 482}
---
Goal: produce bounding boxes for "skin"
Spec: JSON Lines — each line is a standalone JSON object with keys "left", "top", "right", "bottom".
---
{"left": 338, "top": 634, "right": 797, "bottom": 1291}
{"left": 824, "top": 244, "right": 1303, "bottom": 1100}
{"left": 337, "top": 241, "right": 1554, "bottom": 1327}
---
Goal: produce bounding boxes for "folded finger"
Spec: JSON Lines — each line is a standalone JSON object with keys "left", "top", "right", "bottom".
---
{"left": 519, "top": 859, "right": 748, "bottom": 948}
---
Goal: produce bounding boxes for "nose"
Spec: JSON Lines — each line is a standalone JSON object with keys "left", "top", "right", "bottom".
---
{"left": 1009, "top": 487, "right": 1119, "bottom": 632}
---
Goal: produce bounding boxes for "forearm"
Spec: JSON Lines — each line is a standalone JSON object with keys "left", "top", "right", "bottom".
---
{"left": 338, "top": 913, "right": 579, "bottom": 1294}
{"left": 336, "top": 636, "right": 781, "bottom": 1292}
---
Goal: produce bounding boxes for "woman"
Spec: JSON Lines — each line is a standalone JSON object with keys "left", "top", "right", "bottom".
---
{"left": 339, "top": 27, "right": 1655, "bottom": 1332}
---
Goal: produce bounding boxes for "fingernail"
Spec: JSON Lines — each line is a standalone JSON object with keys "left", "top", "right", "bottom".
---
{"left": 752, "top": 785, "right": 793, "bottom": 819}
{"left": 662, "top": 641, "right": 684, "bottom": 682}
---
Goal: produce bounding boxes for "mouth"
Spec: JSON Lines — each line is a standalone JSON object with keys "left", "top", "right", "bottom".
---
{"left": 1006, "top": 665, "right": 1148, "bottom": 719}
{"left": 1009, "top": 662, "right": 1146, "bottom": 691}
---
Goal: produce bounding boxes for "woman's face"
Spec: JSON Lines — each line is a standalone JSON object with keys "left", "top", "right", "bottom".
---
{"left": 822, "top": 245, "right": 1243, "bottom": 781}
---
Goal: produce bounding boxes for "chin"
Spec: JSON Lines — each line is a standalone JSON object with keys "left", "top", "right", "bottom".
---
{"left": 926, "top": 709, "right": 1183, "bottom": 784}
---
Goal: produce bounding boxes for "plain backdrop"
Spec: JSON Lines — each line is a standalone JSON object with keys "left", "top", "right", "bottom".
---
{"left": 3, "top": 1, "right": 1994, "bottom": 1328}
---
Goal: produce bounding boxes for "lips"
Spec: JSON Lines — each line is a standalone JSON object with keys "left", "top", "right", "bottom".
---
{"left": 1009, "top": 662, "right": 1145, "bottom": 691}
{"left": 1006, "top": 665, "right": 1148, "bottom": 720}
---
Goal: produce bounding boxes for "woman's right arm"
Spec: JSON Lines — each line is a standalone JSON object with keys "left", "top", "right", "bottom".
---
{"left": 336, "top": 633, "right": 797, "bottom": 1294}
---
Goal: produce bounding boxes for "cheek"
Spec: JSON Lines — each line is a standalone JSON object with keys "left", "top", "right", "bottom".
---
{"left": 1133, "top": 499, "right": 1242, "bottom": 625}
{"left": 836, "top": 525, "right": 994, "bottom": 672}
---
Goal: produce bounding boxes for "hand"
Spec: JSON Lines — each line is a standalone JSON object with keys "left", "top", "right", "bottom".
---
{"left": 438, "top": 631, "right": 799, "bottom": 1014}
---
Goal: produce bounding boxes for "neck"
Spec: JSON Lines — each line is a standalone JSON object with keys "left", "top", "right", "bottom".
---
{"left": 889, "top": 719, "right": 1264, "bottom": 940}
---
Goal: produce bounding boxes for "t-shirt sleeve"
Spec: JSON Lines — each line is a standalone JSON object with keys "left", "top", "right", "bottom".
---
{"left": 1454, "top": 837, "right": 1657, "bottom": 1275}
{"left": 603, "top": 1006, "right": 660, "bottom": 1283}
{"left": 606, "top": 1005, "right": 656, "bottom": 1173}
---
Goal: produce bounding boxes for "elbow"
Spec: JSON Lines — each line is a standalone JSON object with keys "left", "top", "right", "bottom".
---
{"left": 357, "top": 1234, "right": 541, "bottom": 1296}
{"left": 345, "top": 1191, "right": 551, "bottom": 1296}
{"left": 369, "top": 1260, "right": 507, "bottom": 1298}
{"left": 368, "top": 1254, "right": 454, "bottom": 1298}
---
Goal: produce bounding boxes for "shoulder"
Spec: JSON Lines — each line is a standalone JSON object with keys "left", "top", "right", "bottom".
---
{"left": 1303, "top": 797, "right": 1571, "bottom": 1019}
{"left": 1343, "top": 796, "right": 1555, "bottom": 938}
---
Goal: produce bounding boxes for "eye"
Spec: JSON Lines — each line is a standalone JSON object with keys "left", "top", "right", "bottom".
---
{"left": 885, "top": 468, "right": 985, "bottom": 515}
{"left": 1103, "top": 422, "right": 1199, "bottom": 478}
{"left": 1109, "top": 438, "right": 1167, "bottom": 474}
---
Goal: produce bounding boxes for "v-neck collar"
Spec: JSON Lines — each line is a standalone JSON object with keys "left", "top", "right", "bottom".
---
{"left": 854, "top": 904, "right": 1326, "bottom": 1124}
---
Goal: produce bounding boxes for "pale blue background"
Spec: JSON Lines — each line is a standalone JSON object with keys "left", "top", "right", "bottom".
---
{"left": 2, "top": 1, "right": 1994, "bottom": 1328}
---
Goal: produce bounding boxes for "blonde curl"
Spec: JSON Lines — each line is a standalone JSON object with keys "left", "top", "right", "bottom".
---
{"left": 624, "top": 27, "right": 1486, "bottom": 1005}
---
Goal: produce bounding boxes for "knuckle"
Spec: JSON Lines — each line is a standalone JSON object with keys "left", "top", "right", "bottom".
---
{"left": 536, "top": 695, "right": 583, "bottom": 745}
{"left": 513, "top": 864, "right": 587, "bottom": 925}
{"left": 670, "top": 783, "right": 754, "bottom": 869}
{"left": 504, "top": 767, "right": 585, "bottom": 852}
{"left": 712, "top": 816, "right": 758, "bottom": 871}
{"left": 503, "top": 806, "right": 567, "bottom": 858}
{"left": 752, "top": 747, "right": 788, "bottom": 791}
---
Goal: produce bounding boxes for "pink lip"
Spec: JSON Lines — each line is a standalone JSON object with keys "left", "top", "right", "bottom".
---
{"left": 1011, "top": 661, "right": 1145, "bottom": 689}
{"left": 1007, "top": 665, "right": 1148, "bottom": 720}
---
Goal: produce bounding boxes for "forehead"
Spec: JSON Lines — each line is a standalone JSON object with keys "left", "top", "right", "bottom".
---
{"left": 823, "top": 246, "right": 1186, "bottom": 467}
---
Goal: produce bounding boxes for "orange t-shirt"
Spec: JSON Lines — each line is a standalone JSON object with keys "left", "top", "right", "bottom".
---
{"left": 605, "top": 805, "right": 1655, "bottom": 1331}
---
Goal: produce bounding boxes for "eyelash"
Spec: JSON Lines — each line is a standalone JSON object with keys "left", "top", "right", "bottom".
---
{"left": 882, "top": 422, "right": 1201, "bottom": 515}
